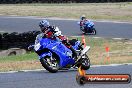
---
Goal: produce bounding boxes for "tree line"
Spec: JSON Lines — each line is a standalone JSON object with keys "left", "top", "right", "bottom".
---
{"left": 0, "top": 0, "right": 131, "bottom": 4}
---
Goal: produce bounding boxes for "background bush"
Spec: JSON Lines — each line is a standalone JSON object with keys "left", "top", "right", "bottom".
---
{"left": 0, "top": 31, "right": 41, "bottom": 50}
{"left": 0, "top": 0, "right": 131, "bottom": 4}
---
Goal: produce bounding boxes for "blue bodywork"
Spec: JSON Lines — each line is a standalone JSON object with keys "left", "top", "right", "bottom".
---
{"left": 84, "top": 20, "right": 94, "bottom": 28}
{"left": 35, "top": 38, "right": 81, "bottom": 68}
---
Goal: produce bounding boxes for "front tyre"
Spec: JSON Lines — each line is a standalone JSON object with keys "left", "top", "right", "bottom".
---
{"left": 40, "top": 56, "right": 59, "bottom": 73}
{"left": 80, "top": 55, "right": 90, "bottom": 70}
{"left": 80, "top": 29, "right": 86, "bottom": 35}
{"left": 80, "top": 28, "right": 86, "bottom": 35}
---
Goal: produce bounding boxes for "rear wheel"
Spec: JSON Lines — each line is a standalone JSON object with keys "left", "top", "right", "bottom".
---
{"left": 40, "top": 55, "right": 59, "bottom": 73}
{"left": 92, "top": 28, "right": 96, "bottom": 35}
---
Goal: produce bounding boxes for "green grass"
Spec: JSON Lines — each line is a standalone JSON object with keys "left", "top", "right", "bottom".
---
{"left": 0, "top": 52, "right": 37, "bottom": 62}
{"left": 0, "top": 2, "right": 132, "bottom": 22}
{"left": 0, "top": 52, "right": 41, "bottom": 72}
{"left": 0, "top": 37, "right": 132, "bottom": 71}
{"left": 70, "top": 36, "right": 132, "bottom": 65}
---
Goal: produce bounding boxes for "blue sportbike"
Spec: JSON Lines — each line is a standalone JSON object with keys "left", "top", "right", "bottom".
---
{"left": 78, "top": 20, "right": 96, "bottom": 35}
{"left": 33, "top": 38, "right": 90, "bottom": 73}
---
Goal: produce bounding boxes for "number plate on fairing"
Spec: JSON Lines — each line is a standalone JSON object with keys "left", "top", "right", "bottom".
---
{"left": 34, "top": 43, "right": 41, "bottom": 51}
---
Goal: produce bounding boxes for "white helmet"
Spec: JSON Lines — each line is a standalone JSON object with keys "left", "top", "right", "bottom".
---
{"left": 80, "top": 15, "right": 86, "bottom": 20}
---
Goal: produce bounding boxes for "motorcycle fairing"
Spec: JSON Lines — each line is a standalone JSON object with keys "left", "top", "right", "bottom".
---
{"left": 38, "top": 38, "right": 75, "bottom": 67}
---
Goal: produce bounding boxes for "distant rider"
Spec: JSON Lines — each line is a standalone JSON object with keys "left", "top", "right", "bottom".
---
{"left": 80, "top": 15, "right": 94, "bottom": 32}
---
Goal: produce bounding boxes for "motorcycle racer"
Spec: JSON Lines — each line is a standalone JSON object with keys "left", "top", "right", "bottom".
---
{"left": 80, "top": 15, "right": 94, "bottom": 32}
{"left": 35, "top": 20, "right": 78, "bottom": 60}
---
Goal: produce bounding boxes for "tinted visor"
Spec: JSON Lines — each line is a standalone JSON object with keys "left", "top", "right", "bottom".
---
{"left": 41, "top": 27, "right": 47, "bottom": 32}
{"left": 82, "top": 17, "right": 86, "bottom": 20}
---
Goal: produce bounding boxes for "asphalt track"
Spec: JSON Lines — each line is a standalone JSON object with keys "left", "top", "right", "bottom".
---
{"left": 0, "top": 64, "right": 132, "bottom": 88}
{"left": 0, "top": 16, "right": 132, "bottom": 88}
{"left": 0, "top": 16, "right": 132, "bottom": 39}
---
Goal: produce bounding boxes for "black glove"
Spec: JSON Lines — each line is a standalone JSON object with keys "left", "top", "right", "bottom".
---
{"left": 28, "top": 45, "right": 34, "bottom": 51}
{"left": 48, "top": 26, "right": 56, "bottom": 33}
{"left": 62, "top": 39, "right": 70, "bottom": 46}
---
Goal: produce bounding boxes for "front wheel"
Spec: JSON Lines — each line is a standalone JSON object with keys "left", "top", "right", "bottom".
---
{"left": 77, "top": 55, "right": 90, "bottom": 70}
{"left": 80, "top": 29, "right": 86, "bottom": 35}
{"left": 40, "top": 55, "right": 59, "bottom": 73}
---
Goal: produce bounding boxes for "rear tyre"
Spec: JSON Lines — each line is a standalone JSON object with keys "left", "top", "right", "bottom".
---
{"left": 40, "top": 55, "right": 59, "bottom": 73}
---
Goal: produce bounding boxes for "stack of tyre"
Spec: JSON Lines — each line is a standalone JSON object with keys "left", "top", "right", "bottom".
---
{"left": 0, "top": 30, "right": 41, "bottom": 50}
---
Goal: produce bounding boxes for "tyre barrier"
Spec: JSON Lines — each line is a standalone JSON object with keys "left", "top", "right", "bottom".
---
{"left": 0, "top": 30, "right": 41, "bottom": 50}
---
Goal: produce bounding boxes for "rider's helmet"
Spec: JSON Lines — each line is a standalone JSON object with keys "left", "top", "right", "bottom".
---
{"left": 39, "top": 20, "right": 50, "bottom": 32}
{"left": 80, "top": 15, "right": 86, "bottom": 20}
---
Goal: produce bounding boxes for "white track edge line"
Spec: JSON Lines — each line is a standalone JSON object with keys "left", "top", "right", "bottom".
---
{"left": 0, "top": 63, "right": 132, "bottom": 74}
